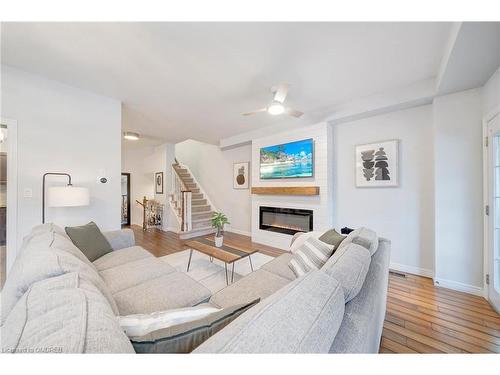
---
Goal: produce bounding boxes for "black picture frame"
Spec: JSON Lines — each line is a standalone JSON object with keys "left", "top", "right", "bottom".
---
{"left": 155, "top": 172, "right": 164, "bottom": 194}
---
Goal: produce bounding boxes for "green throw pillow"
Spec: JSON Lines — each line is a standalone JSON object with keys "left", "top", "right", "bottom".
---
{"left": 319, "top": 229, "right": 346, "bottom": 250}
{"left": 65, "top": 221, "right": 113, "bottom": 262}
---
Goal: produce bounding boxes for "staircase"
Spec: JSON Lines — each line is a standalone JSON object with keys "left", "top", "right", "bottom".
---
{"left": 169, "top": 161, "right": 216, "bottom": 239}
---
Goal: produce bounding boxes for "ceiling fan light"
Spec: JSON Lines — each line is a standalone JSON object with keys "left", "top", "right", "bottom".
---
{"left": 267, "top": 101, "right": 285, "bottom": 115}
{"left": 123, "top": 131, "right": 140, "bottom": 141}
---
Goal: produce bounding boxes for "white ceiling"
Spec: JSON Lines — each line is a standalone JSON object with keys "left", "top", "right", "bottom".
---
{"left": 1, "top": 22, "right": 452, "bottom": 144}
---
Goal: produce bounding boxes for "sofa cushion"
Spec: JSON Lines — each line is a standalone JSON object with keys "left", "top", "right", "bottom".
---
{"left": 100, "top": 257, "right": 177, "bottom": 294}
{"left": 344, "top": 227, "right": 379, "bottom": 256}
{"left": 93, "top": 246, "right": 153, "bottom": 271}
{"left": 330, "top": 238, "right": 391, "bottom": 353}
{"left": 194, "top": 271, "right": 345, "bottom": 353}
{"left": 112, "top": 271, "right": 212, "bottom": 315}
{"left": 65, "top": 222, "right": 114, "bottom": 262}
{"left": 288, "top": 236, "right": 334, "bottom": 277}
{"left": 131, "top": 299, "right": 259, "bottom": 353}
{"left": 210, "top": 269, "right": 290, "bottom": 309}
{"left": 1, "top": 273, "right": 134, "bottom": 353}
{"left": 29, "top": 222, "right": 69, "bottom": 239}
{"left": 1, "top": 230, "right": 119, "bottom": 324}
{"left": 103, "top": 229, "right": 136, "bottom": 251}
{"left": 260, "top": 253, "right": 296, "bottom": 281}
{"left": 321, "top": 243, "right": 371, "bottom": 302}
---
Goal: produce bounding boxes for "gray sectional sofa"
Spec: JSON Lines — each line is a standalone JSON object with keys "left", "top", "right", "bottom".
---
{"left": 0, "top": 223, "right": 390, "bottom": 354}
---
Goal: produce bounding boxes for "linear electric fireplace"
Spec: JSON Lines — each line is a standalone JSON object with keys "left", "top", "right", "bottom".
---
{"left": 259, "top": 206, "right": 313, "bottom": 235}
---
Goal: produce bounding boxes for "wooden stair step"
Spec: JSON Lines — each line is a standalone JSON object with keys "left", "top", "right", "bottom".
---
{"left": 191, "top": 193, "right": 204, "bottom": 199}
{"left": 193, "top": 221, "right": 212, "bottom": 229}
{"left": 192, "top": 199, "right": 207, "bottom": 206}
{"left": 192, "top": 211, "right": 213, "bottom": 219}
{"left": 192, "top": 205, "right": 211, "bottom": 213}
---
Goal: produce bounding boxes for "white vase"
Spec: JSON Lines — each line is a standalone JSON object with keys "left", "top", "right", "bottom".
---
{"left": 215, "top": 235, "right": 223, "bottom": 247}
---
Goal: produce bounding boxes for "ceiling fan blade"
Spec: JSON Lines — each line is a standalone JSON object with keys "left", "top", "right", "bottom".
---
{"left": 285, "top": 108, "right": 304, "bottom": 118}
{"left": 242, "top": 108, "right": 267, "bottom": 116}
{"left": 273, "top": 83, "right": 289, "bottom": 103}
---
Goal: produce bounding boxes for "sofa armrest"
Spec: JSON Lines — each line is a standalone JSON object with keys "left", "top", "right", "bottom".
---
{"left": 103, "top": 229, "right": 135, "bottom": 250}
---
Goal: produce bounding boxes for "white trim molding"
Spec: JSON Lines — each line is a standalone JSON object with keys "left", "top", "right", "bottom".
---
{"left": 226, "top": 227, "right": 252, "bottom": 237}
{"left": 390, "top": 262, "right": 434, "bottom": 278}
{"left": 433, "top": 277, "right": 485, "bottom": 297}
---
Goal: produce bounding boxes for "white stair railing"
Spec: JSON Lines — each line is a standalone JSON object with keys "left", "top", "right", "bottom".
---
{"left": 171, "top": 164, "right": 192, "bottom": 232}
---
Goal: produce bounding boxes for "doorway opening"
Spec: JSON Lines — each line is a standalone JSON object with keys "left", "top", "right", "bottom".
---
{"left": 121, "top": 173, "right": 131, "bottom": 226}
{"left": 0, "top": 118, "right": 17, "bottom": 289}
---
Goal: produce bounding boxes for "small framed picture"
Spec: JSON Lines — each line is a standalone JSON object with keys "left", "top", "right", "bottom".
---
{"left": 155, "top": 172, "right": 164, "bottom": 194}
{"left": 233, "top": 162, "right": 250, "bottom": 189}
{"left": 355, "top": 140, "right": 399, "bottom": 188}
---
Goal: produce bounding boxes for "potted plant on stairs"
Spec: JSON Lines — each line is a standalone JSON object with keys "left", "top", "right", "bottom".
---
{"left": 211, "top": 212, "right": 229, "bottom": 247}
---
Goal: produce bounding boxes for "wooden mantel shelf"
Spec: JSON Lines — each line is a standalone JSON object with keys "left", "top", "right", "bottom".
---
{"left": 251, "top": 186, "right": 320, "bottom": 196}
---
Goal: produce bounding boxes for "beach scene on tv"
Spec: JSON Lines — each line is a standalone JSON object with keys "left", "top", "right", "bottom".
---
{"left": 260, "top": 139, "right": 313, "bottom": 179}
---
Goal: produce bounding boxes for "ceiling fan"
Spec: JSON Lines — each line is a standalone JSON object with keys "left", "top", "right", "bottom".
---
{"left": 242, "top": 83, "right": 304, "bottom": 118}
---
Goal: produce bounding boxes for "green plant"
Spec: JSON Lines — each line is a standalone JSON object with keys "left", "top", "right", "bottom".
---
{"left": 211, "top": 212, "right": 230, "bottom": 237}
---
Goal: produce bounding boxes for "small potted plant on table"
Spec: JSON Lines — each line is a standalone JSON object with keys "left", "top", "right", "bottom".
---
{"left": 211, "top": 212, "right": 230, "bottom": 247}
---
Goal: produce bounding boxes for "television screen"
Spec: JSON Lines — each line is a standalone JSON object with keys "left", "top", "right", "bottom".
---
{"left": 260, "top": 138, "right": 314, "bottom": 179}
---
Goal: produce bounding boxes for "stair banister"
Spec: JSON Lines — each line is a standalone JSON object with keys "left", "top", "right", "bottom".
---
{"left": 171, "top": 163, "right": 192, "bottom": 232}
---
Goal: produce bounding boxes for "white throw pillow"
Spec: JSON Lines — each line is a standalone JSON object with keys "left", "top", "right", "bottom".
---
{"left": 289, "top": 231, "right": 323, "bottom": 254}
{"left": 288, "top": 236, "right": 335, "bottom": 278}
{"left": 118, "top": 304, "right": 222, "bottom": 337}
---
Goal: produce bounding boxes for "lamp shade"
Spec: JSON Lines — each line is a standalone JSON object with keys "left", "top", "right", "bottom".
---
{"left": 47, "top": 186, "right": 90, "bottom": 207}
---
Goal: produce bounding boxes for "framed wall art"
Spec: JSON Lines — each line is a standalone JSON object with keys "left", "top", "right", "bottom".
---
{"left": 155, "top": 172, "right": 164, "bottom": 194}
{"left": 233, "top": 162, "right": 250, "bottom": 189}
{"left": 355, "top": 140, "right": 399, "bottom": 187}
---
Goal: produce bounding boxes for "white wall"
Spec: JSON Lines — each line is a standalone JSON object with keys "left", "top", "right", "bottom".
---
{"left": 175, "top": 139, "right": 252, "bottom": 235}
{"left": 1, "top": 65, "right": 122, "bottom": 251}
{"left": 332, "top": 106, "right": 435, "bottom": 276}
{"left": 251, "top": 122, "right": 333, "bottom": 249}
{"left": 482, "top": 67, "right": 500, "bottom": 117}
{"left": 433, "top": 88, "right": 483, "bottom": 292}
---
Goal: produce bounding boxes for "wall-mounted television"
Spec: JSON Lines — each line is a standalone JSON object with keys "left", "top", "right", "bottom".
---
{"left": 259, "top": 138, "right": 314, "bottom": 179}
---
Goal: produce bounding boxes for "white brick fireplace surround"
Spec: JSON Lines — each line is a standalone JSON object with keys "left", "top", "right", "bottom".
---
{"left": 251, "top": 122, "right": 334, "bottom": 250}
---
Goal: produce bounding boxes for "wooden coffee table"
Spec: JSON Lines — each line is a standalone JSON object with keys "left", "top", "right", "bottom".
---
{"left": 185, "top": 237, "right": 258, "bottom": 285}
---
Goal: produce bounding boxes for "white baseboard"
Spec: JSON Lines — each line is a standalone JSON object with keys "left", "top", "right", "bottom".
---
{"left": 226, "top": 227, "right": 252, "bottom": 237}
{"left": 433, "top": 277, "right": 484, "bottom": 297}
{"left": 390, "top": 262, "right": 434, "bottom": 278}
{"left": 164, "top": 226, "right": 178, "bottom": 233}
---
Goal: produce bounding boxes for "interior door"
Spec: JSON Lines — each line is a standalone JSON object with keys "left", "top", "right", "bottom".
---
{"left": 487, "top": 113, "right": 500, "bottom": 312}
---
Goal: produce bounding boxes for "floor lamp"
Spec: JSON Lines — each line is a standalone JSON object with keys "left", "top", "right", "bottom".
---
{"left": 42, "top": 172, "right": 90, "bottom": 224}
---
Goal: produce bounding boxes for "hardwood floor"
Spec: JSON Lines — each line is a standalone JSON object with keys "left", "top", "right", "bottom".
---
{"left": 382, "top": 272, "right": 500, "bottom": 353}
{"left": 129, "top": 224, "right": 286, "bottom": 258}
{"left": 129, "top": 225, "right": 500, "bottom": 354}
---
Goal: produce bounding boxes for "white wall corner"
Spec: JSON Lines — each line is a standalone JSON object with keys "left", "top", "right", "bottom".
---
{"left": 435, "top": 22, "right": 463, "bottom": 92}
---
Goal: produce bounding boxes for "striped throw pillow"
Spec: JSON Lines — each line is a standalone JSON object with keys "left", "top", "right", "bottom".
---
{"left": 288, "top": 236, "right": 334, "bottom": 277}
